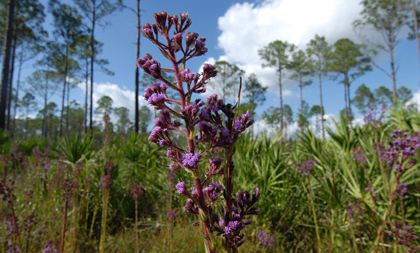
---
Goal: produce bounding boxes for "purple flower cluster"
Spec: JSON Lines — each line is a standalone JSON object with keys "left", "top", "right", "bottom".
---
{"left": 138, "top": 11, "right": 258, "bottom": 252}
{"left": 364, "top": 104, "right": 386, "bottom": 126}
{"left": 175, "top": 181, "right": 189, "bottom": 195}
{"left": 215, "top": 188, "right": 260, "bottom": 248}
{"left": 365, "top": 182, "right": 379, "bottom": 200}
{"left": 297, "top": 159, "right": 316, "bottom": 177}
{"left": 203, "top": 183, "right": 223, "bottom": 202}
{"left": 234, "top": 112, "right": 254, "bottom": 132}
{"left": 166, "top": 209, "right": 180, "bottom": 222}
{"left": 346, "top": 200, "right": 366, "bottom": 221}
{"left": 182, "top": 152, "right": 200, "bottom": 168}
{"left": 386, "top": 130, "right": 419, "bottom": 177}
{"left": 99, "top": 161, "right": 114, "bottom": 191}
{"left": 131, "top": 185, "right": 143, "bottom": 200}
{"left": 352, "top": 147, "right": 367, "bottom": 165}
{"left": 42, "top": 241, "right": 58, "bottom": 253}
{"left": 258, "top": 230, "right": 275, "bottom": 248}
{"left": 384, "top": 222, "right": 420, "bottom": 251}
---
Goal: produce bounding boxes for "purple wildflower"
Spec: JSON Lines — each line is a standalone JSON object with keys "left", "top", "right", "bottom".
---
{"left": 182, "top": 152, "right": 200, "bottom": 168}
{"left": 131, "top": 185, "right": 143, "bottom": 200}
{"left": 42, "top": 241, "right": 58, "bottom": 253}
{"left": 297, "top": 159, "right": 316, "bottom": 177}
{"left": 203, "top": 182, "right": 224, "bottom": 202}
{"left": 176, "top": 181, "right": 189, "bottom": 195}
{"left": 258, "top": 230, "right": 275, "bottom": 248}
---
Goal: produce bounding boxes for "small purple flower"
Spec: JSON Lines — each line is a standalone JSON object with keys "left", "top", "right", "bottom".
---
{"left": 176, "top": 181, "right": 188, "bottom": 195}
{"left": 353, "top": 147, "right": 367, "bottom": 165}
{"left": 147, "top": 93, "right": 166, "bottom": 106}
{"left": 203, "top": 182, "right": 224, "bottom": 202}
{"left": 182, "top": 152, "right": 201, "bottom": 168}
{"left": 166, "top": 209, "right": 180, "bottom": 222}
{"left": 99, "top": 175, "right": 112, "bottom": 190}
{"left": 397, "top": 182, "right": 407, "bottom": 197}
{"left": 202, "top": 63, "right": 217, "bottom": 80}
{"left": 184, "top": 198, "right": 198, "bottom": 214}
{"left": 137, "top": 54, "right": 161, "bottom": 78}
{"left": 224, "top": 221, "right": 243, "bottom": 235}
{"left": 42, "top": 241, "right": 58, "bottom": 253}
{"left": 233, "top": 112, "right": 254, "bottom": 133}
{"left": 258, "top": 230, "right": 275, "bottom": 248}
{"left": 297, "top": 159, "right": 316, "bottom": 177}
{"left": 131, "top": 185, "right": 143, "bottom": 200}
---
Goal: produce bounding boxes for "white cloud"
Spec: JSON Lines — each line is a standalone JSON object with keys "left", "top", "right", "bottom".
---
{"left": 77, "top": 81, "right": 149, "bottom": 123}
{"left": 407, "top": 89, "right": 420, "bottom": 111}
{"left": 217, "top": 0, "right": 364, "bottom": 90}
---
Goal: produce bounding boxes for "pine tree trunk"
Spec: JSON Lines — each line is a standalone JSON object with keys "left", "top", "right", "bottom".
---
{"left": 0, "top": 0, "right": 15, "bottom": 130}
{"left": 388, "top": 35, "right": 397, "bottom": 104}
{"left": 6, "top": 32, "right": 17, "bottom": 131}
{"left": 344, "top": 83, "right": 348, "bottom": 121}
{"left": 89, "top": 0, "right": 96, "bottom": 133}
{"left": 43, "top": 71, "right": 50, "bottom": 138}
{"left": 135, "top": 0, "right": 141, "bottom": 133}
{"left": 318, "top": 72, "right": 325, "bottom": 139}
{"left": 278, "top": 65, "right": 283, "bottom": 139}
{"left": 84, "top": 58, "right": 89, "bottom": 134}
{"left": 59, "top": 46, "right": 69, "bottom": 137}
{"left": 11, "top": 48, "right": 24, "bottom": 137}
{"left": 412, "top": 0, "right": 420, "bottom": 74}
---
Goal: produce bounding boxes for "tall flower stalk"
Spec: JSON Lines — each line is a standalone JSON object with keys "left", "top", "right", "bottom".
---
{"left": 138, "top": 12, "right": 259, "bottom": 252}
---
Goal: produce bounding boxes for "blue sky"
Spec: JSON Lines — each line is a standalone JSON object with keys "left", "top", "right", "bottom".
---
{"left": 29, "top": 0, "right": 420, "bottom": 132}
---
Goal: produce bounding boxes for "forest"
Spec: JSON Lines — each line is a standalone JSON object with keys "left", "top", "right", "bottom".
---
{"left": 1, "top": 0, "right": 420, "bottom": 252}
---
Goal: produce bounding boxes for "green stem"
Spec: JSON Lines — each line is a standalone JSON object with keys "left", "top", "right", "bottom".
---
{"left": 99, "top": 190, "right": 109, "bottom": 253}
{"left": 308, "top": 178, "right": 321, "bottom": 251}
{"left": 135, "top": 199, "right": 139, "bottom": 253}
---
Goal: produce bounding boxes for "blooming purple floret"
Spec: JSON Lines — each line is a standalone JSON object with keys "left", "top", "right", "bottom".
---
{"left": 386, "top": 130, "right": 419, "bottom": 176}
{"left": 234, "top": 112, "right": 254, "bottom": 133}
{"left": 203, "top": 182, "right": 224, "bottom": 202}
{"left": 182, "top": 152, "right": 200, "bottom": 168}
{"left": 298, "top": 159, "right": 316, "bottom": 177}
{"left": 258, "top": 230, "right": 275, "bottom": 248}
{"left": 147, "top": 93, "right": 166, "bottom": 106}
{"left": 176, "top": 181, "right": 188, "bottom": 195}
{"left": 224, "top": 221, "right": 243, "bottom": 235}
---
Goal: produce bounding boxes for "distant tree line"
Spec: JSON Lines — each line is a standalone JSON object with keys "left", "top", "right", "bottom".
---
{"left": 0, "top": 0, "right": 419, "bottom": 140}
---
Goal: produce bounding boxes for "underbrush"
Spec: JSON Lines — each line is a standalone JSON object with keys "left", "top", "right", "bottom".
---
{"left": 1, "top": 106, "right": 420, "bottom": 252}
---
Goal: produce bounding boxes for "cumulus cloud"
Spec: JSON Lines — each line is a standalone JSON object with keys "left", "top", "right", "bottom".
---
{"left": 77, "top": 81, "right": 148, "bottom": 123}
{"left": 217, "top": 0, "right": 364, "bottom": 90}
{"left": 407, "top": 89, "right": 420, "bottom": 111}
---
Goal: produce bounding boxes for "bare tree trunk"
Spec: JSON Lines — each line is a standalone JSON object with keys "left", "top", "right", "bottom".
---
{"left": 135, "top": 0, "right": 141, "bottom": 133}
{"left": 347, "top": 84, "right": 352, "bottom": 121}
{"left": 344, "top": 84, "right": 348, "bottom": 121}
{"left": 11, "top": 48, "right": 24, "bottom": 137}
{"left": 388, "top": 37, "right": 397, "bottom": 104}
{"left": 0, "top": 0, "right": 15, "bottom": 130}
{"left": 59, "top": 46, "right": 69, "bottom": 137}
{"left": 278, "top": 66, "right": 284, "bottom": 139}
{"left": 412, "top": 0, "right": 420, "bottom": 74}
{"left": 89, "top": 0, "right": 97, "bottom": 133}
{"left": 84, "top": 58, "right": 89, "bottom": 134}
{"left": 318, "top": 72, "right": 325, "bottom": 139}
{"left": 43, "top": 72, "right": 50, "bottom": 138}
{"left": 66, "top": 77, "right": 70, "bottom": 133}
{"left": 6, "top": 32, "right": 16, "bottom": 131}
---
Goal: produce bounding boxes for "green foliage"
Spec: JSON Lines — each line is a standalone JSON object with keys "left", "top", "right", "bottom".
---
{"left": 2, "top": 104, "right": 420, "bottom": 252}
{"left": 57, "top": 133, "right": 93, "bottom": 164}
